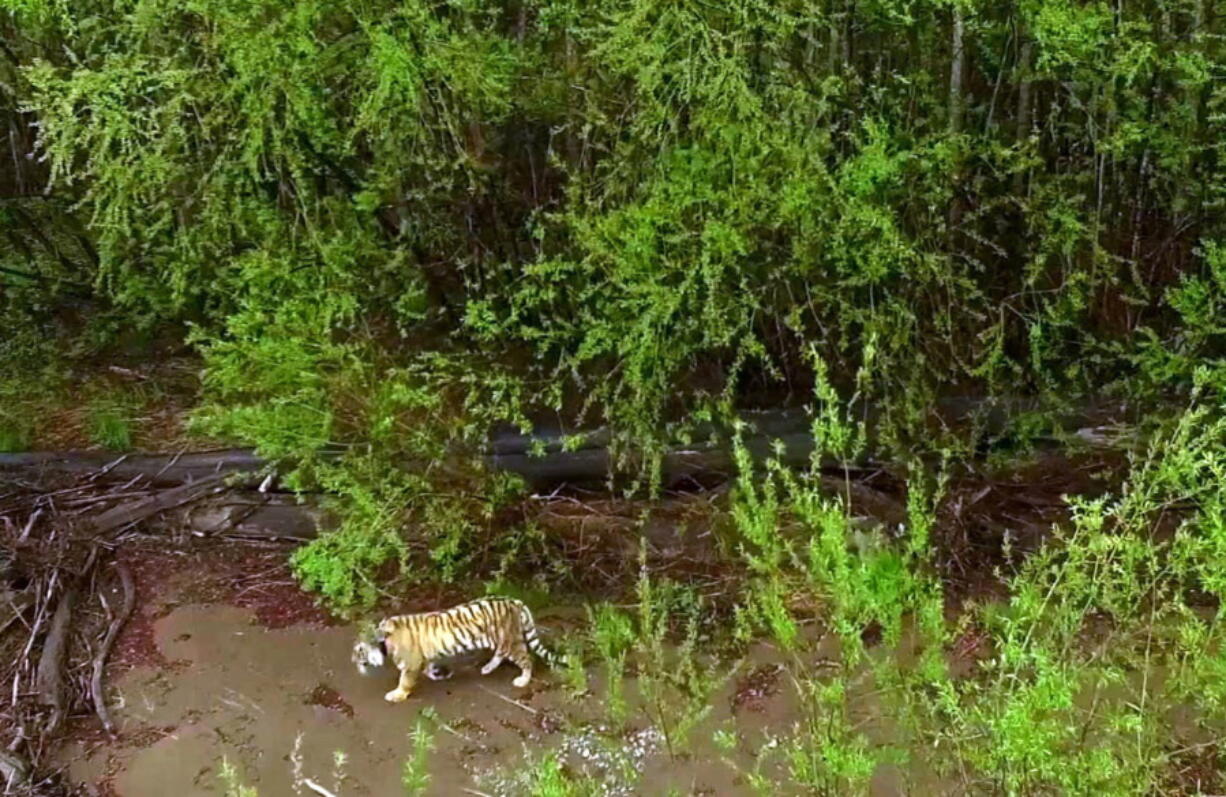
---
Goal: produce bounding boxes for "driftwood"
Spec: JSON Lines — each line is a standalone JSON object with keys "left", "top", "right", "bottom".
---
{"left": 34, "top": 582, "right": 77, "bottom": 735}
{"left": 91, "top": 561, "right": 134, "bottom": 738}
{"left": 0, "top": 469, "right": 328, "bottom": 793}
{"left": 0, "top": 474, "right": 224, "bottom": 795}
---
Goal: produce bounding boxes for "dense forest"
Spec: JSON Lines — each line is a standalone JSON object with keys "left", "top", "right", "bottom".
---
{"left": 3, "top": 0, "right": 1226, "bottom": 793}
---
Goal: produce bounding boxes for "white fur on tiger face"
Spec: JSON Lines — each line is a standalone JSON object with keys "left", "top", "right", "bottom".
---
{"left": 351, "top": 638, "right": 385, "bottom": 675}
{"left": 352, "top": 639, "right": 452, "bottom": 680}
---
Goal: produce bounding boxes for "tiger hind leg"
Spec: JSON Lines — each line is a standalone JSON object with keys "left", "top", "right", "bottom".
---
{"left": 481, "top": 653, "right": 505, "bottom": 675}
{"left": 508, "top": 638, "right": 533, "bottom": 687}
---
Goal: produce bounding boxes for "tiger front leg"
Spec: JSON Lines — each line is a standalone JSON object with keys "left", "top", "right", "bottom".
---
{"left": 386, "top": 658, "right": 421, "bottom": 703}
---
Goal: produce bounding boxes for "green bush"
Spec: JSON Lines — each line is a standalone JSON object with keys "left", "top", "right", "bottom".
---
{"left": 3, "top": 0, "right": 1226, "bottom": 617}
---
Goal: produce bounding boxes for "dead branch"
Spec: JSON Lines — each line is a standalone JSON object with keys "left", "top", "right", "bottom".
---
{"left": 0, "top": 750, "right": 29, "bottom": 792}
{"left": 33, "top": 582, "right": 76, "bottom": 736}
{"left": 90, "top": 561, "right": 134, "bottom": 738}
{"left": 0, "top": 449, "right": 271, "bottom": 488}
{"left": 87, "top": 473, "right": 228, "bottom": 536}
{"left": 0, "top": 591, "right": 32, "bottom": 638}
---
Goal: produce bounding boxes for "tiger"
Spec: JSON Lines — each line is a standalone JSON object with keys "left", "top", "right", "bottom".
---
{"left": 351, "top": 596, "right": 562, "bottom": 703}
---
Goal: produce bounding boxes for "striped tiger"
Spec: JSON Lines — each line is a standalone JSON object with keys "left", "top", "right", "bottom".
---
{"left": 352, "top": 596, "right": 561, "bottom": 702}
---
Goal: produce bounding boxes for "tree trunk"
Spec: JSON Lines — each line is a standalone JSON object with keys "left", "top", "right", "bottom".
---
{"left": 949, "top": 4, "right": 965, "bottom": 135}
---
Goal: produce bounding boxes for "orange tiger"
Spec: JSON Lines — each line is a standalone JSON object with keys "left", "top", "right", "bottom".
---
{"left": 351, "top": 597, "right": 562, "bottom": 702}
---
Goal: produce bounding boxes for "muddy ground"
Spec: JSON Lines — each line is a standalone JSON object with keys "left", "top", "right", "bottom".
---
{"left": 23, "top": 449, "right": 1127, "bottom": 796}
{"left": 53, "top": 545, "right": 817, "bottom": 797}
{"left": 49, "top": 536, "right": 971, "bottom": 797}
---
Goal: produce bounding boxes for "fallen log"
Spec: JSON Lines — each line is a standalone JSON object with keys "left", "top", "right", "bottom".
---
{"left": 0, "top": 399, "right": 1139, "bottom": 547}
{"left": 0, "top": 432, "right": 839, "bottom": 491}
{"left": 179, "top": 496, "right": 326, "bottom": 541}
{"left": 0, "top": 448, "right": 272, "bottom": 488}
{"left": 0, "top": 399, "right": 1136, "bottom": 492}
{"left": 485, "top": 429, "right": 831, "bottom": 484}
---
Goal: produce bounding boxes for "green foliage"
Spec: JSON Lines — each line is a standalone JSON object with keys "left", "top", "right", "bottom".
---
{"left": 1132, "top": 242, "right": 1226, "bottom": 394}
{"left": 7, "top": 2, "right": 1226, "bottom": 792}
{"left": 191, "top": 334, "right": 530, "bottom": 611}
{"left": 6, "top": 0, "right": 1223, "bottom": 471}
{"left": 0, "top": 414, "right": 32, "bottom": 453}
{"left": 4, "top": 0, "right": 1225, "bottom": 612}
{"left": 217, "top": 758, "right": 258, "bottom": 797}
{"left": 632, "top": 560, "right": 724, "bottom": 759}
{"left": 521, "top": 753, "right": 585, "bottom": 797}
{"left": 401, "top": 710, "right": 436, "bottom": 796}
{"left": 85, "top": 392, "right": 134, "bottom": 451}
{"left": 897, "top": 390, "right": 1226, "bottom": 793}
{"left": 783, "top": 680, "right": 881, "bottom": 794}
{"left": 717, "top": 359, "right": 1226, "bottom": 791}
{"left": 557, "top": 634, "right": 589, "bottom": 697}
{"left": 588, "top": 602, "right": 634, "bottom": 723}
{"left": 731, "top": 363, "right": 939, "bottom": 665}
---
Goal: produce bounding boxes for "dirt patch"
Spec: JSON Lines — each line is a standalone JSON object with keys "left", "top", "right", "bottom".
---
{"left": 304, "top": 683, "right": 354, "bottom": 718}
{"left": 515, "top": 489, "right": 738, "bottom": 602}
{"left": 26, "top": 356, "right": 213, "bottom": 453}
{"left": 1162, "top": 741, "right": 1225, "bottom": 795}
{"left": 933, "top": 450, "right": 1127, "bottom": 603}
{"left": 106, "top": 543, "right": 334, "bottom": 682}
{"left": 731, "top": 663, "right": 784, "bottom": 714}
{"left": 131, "top": 543, "right": 334, "bottom": 628}
{"left": 110, "top": 549, "right": 191, "bottom": 672}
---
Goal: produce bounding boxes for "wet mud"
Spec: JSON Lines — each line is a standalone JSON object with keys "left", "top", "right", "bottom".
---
{"left": 49, "top": 451, "right": 1130, "bottom": 795}
{"left": 59, "top": 599, "right": 763, "bottom": 796}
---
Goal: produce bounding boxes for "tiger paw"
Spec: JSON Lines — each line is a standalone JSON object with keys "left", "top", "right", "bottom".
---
{"left": 385, "top": 689, "right": 410, "bottom": 703}
{"left": 425, "top": 663, "right": 453, "bottom": 681}
{"left": 512, "top": 673, "right": 530, "bottom": 688}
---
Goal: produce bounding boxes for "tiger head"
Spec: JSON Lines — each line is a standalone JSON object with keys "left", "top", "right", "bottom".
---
{"left": 352, "top": 623, "right": 387, "bottom": 675}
